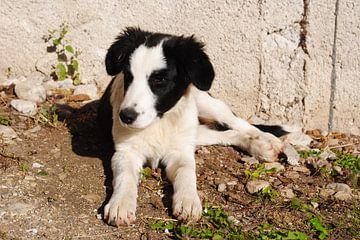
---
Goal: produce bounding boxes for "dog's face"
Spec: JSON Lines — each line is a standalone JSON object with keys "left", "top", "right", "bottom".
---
{"left": 105, "top": 28, "right": 215, "bottom": 129}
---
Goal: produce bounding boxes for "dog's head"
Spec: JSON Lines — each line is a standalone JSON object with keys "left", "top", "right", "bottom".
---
{"left": 105, "top": 27, "right": 215, "bottom": 129}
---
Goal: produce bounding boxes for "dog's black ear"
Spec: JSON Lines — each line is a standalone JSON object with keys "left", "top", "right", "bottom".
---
{"left": 105, "top": 27, "right": 149, "bottom": 76}
{"left": 164, "top": 36, "right": 215, "bottom": 91}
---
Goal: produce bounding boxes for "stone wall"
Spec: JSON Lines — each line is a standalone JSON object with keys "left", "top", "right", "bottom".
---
{"left": 0, "top": 0, "right": 358, "bottom": 133}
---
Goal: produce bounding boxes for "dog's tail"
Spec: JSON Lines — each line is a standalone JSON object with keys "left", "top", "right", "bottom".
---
{"left": 253, "top": 124, "right": 289, "bottom": 137}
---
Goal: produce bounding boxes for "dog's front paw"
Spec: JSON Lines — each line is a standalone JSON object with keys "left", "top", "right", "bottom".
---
{"left": 248, "top": 131, "right": 284, "bottom": 162}
{"left": 104, "top": 194, "right": 137, "bottom": 227}
{"left": 173, "top": 191, "right": 202, "bottom": 221}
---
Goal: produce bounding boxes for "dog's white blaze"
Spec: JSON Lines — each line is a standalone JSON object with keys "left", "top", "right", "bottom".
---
{"left": 120, "top": 43, "right": 166, "bottom": 128}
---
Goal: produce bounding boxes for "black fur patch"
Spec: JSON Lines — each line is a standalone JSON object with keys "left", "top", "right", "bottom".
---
{"left": 253, "top": 124, "right": 289, "bottom": 137}
{"left": 104, "top": 27, "right": 215, "bottom": 117}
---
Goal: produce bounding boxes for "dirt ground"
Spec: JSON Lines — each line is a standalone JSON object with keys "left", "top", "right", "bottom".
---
{"left": 0, "top": 93, "right": 359, "bottom": 240}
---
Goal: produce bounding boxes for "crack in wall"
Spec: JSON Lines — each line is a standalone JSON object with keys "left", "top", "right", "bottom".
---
{"left": 299, "top": 0, "right": 310, "bottom": 56}
{"left": 328, "top": 0, "right": 340, "bottom": 132}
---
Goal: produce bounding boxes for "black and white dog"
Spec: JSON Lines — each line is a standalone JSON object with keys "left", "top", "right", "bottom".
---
{"left": 98, "top": 27, "right": 285, "bottom": 227}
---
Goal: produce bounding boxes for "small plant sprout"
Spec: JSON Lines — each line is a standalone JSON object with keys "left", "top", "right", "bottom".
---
{"left": 43, "top": 23, "right": 81, "bottom": 85}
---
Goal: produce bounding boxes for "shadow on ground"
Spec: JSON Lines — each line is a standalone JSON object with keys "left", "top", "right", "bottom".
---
{"left": 55, "top": 100, "right": 114, "bottom": 217}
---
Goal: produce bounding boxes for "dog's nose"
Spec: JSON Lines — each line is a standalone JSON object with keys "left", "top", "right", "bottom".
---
{"left": 119, "top": 108, "right": 138, "bottom": 124}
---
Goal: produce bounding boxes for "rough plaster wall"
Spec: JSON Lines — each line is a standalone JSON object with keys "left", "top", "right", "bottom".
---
{"left": 331, "top": 0, "right": 360, "bottom": 134}
{"left": 304, "top": 0, "right": 335, "bottom": 131}
{"left": 0, "top": 0, "right": 359, "bottom": 132}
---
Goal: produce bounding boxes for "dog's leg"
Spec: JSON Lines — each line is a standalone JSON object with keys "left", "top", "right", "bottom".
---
{"left": 104, "top": 147, "right": 144, "bottom": 226}
{"left": 194, "top": 90, "right": 284, "bottom": 162}
{"left": 163, "top": 151, "right": 202, "bottom": 221}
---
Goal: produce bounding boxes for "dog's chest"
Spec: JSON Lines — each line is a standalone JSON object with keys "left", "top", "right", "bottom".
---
{"left": 114, "top": 89, "right": 199, "bottom": 161}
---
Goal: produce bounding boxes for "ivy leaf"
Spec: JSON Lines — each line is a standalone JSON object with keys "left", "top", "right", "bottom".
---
{"left": 52, "top": 38, "right": 61, "bottom": 46}
{"left": 72, "top": 59, "right": 79, "bottom": 71}
{"left": 56, "top": 63, "right": 67, "bottom": 81}
{"left": 65, "top": 45, "right": 74, "bottom": 54}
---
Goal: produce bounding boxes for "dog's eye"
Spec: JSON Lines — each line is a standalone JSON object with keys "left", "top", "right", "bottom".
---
{"left": 150, "top": 77, "right": 167, "bottom": 86}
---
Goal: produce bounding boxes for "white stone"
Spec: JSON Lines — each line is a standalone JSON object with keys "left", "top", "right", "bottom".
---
{"left": 10, "top": 99, "right": 37, "bottom": 116}
{"left": 283, "top": 143, "right": 300, "bottom": 166}
{"left": 246, "top": 180, "right": 270, "bottom": 194}
{"left": 334, "top": 191, "right": 352, "bottom": 201}
{"left": 280, "top": 188, "right": 295, "bottom": 199}
{"left": 217, "top": 183, "right": 226, "bottom": 192}
{"left": 319, "top": 149, "right": 337, "bottom": 160}
{"left": 0, "top": 125, "right": 17, "bottom": 140}
{"left": 58, "top": 78, "right": 75, "bottom": 89}
{"left": 293, "top": 166, "right": 311, "bottom": 175}
{"left": 32, "top": 162, "right": 43, "bottom": 169}
{"left": 285, "top": 132, "right": 313, "bottom": 148}
{"left": 326, "top": 183, "right": 352, "bottom": 194}
{"left": 15, "top": 79, "right": 46, "bottom": 103}
{"left": 264, "top": 162, "right": 285, "bottom": 172}
{"left": 73, "top": 84, "right": 98, "bottom": 100}
{"left": 43, "top": 79, "right": 59, "bottom": 93}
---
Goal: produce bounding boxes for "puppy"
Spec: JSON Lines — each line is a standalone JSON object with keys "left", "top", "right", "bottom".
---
{"left": 98, "top": 27, "right": 285, "bottom": 227}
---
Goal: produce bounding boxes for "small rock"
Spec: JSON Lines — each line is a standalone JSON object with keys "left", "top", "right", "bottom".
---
{"left": 264, "top": 162, "right": 285, "bottom": 172}
{"left": 58, "top": 78, "right": 75, "bottom": 89}
{"left": 217, "top": 183, "right": 227, "bottom": 192}
{"left": 280, "top": 188, "right": 295, "bottom": 199}
{"left": 283, "top": 143, "right": 300, "bottom": 166}
{"left": 285, "top": 131, "right": 313, "bottom": 148}
{"left": 227, "top": 181, "right": 237, "bottom": 186}
{"left": 246, "top": 180, "right": 270, "bottom": 194}
{"left": 43, "top": 79, "right": 59, "bottom": 94}
{"left": 73, "top": 84, "right": 98, "bottom": 100}
{"left": 26, "top": 228, "right": 38, "bottom": 235}
{"left": 15, "top": 79, "right": 46, "bottom": 103}
{"left": 326, "top": 183, "right": 351, "bottom": 194}
{"left": 319, "top": 149, "right": 337, "bottom": 160}
{"left": 328, "top": 138, "right": 339, "bottom": 146}
{"left": 0, "top": 125, "right": 17, "bottom": 140}
{"left": 27, "top": 125, "right": 42, "bottom": 133}
{"left": 311, "top": 201, "right": 319, "bottom": 209}
{"left": 319, "top": 189, "right": 336, "bottom": 198}
{"left": 96, "top": 213, "right": 102, "bottom": 220}
{"left": 316, "top": 159, "right": 330, "bottom": 168}
{"left": 10, "top": 99, "right": 37, "bottom": 116}
{"left": 32, "top": 162, "right": 43, "bottom": 169}
{"left": 293, "top": 166, "right": 311, "bottom": 175}
{"left": 241, "top": 156, "right": 259, "bottom": 165}
{"left": 334, "top": 191, "right": 352, "bottom": 201}
{"left": 284, "top": 171, "right": 300, "bottom": 179}
{"left": 333, "top": 166, "right": 343, "bottom": 175}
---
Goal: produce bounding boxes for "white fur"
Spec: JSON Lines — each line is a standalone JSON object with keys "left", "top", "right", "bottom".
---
{"left": 120, "top": 43, "right": 166, "bottom": 128}
{"left": 104, "top": 44, "right": 284, "bottom": 227}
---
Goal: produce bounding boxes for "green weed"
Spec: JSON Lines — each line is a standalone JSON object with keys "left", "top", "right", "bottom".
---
{"left": 37, "top": 170, "right": 49, "bottom": 176}
{"left": 0, "top": 114, "right": 11, "bottom": 126}
{"left": 309, "top": 217, "right": 332, "bottom": 240}
{"left": 258, "top": 223, "right": 309, "bottom": 240}
{"left": 298, "top": 150, "right": 321, "bottom": 158}
{"left": 43, "top": 23, "right": 81, "bottom": 85}
{"left": 37, "top": 104, "right": 59, "bottom": 127}
{"left": 245, "top": 164, "right": 276, "bottom": 179}
{"left": 149, "top": 205, "right": 244, "bottom": 239}
{"left": 140, "top": 167, "right": 152, "bottom": 181}
{"left": 258, "top": 186, "right": 278, "bottom": 202}
{"left": 19, "top": 162, "right": 30, "bottom": 172}
{"left": 335, "top": 151, "right": 360, "bottom": 173}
